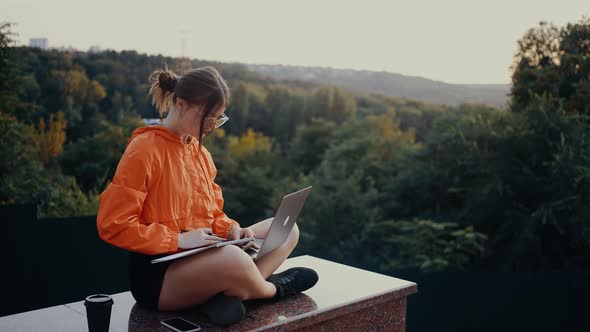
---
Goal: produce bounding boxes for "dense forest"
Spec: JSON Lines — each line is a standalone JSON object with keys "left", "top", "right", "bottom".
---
{"left": 1, "top": 16, "right": 589, "bottom": 274}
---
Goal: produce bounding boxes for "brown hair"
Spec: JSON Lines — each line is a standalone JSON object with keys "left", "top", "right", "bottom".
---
{"left": 148, "top": 64, "right": 231, "bottom": 155}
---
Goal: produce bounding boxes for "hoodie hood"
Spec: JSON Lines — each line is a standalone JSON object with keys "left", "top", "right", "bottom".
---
{"left": 127, "top": 124, "right": 198, "bottom": 147}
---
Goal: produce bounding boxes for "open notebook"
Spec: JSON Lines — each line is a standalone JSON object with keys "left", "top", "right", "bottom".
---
{"left": 151, "top": 237, "right": 255, "bottom": 264}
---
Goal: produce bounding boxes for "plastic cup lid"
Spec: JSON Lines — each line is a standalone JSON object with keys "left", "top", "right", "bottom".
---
{"left": 84, "top": 294, "right": 113, "bottom": 305}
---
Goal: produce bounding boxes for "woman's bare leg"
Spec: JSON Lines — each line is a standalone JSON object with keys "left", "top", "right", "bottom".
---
{"left": 248, "top": 218, "right": 300, "bottom": 279}
{"left": 158, "top": 244, "right": 276, "bottom": 311}
{"left": 158, "top": 218, "right": 299, "bottom": 311}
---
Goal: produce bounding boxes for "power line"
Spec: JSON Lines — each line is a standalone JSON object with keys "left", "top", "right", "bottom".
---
{"left": 179, "top": 30, "right": 190, "bottom": 58}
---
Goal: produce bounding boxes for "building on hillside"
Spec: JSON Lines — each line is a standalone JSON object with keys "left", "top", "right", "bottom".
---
{"left": 29, "top": 38, "right": 48, "bottom": 49}
{"left": 88, "top": 45, "right": 103, "bottom": 53}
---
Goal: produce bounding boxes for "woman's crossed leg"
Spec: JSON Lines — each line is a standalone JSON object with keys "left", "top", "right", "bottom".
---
{"left": 157, "top": 218, "right": 299, "bottom": 311}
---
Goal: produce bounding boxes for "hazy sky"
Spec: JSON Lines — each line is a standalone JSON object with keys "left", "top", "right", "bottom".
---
{"left": 2, "top": 0, "right": 589, "bottom": 84}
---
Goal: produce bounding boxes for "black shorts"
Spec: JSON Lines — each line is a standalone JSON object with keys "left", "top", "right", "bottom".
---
{"left": 127, "top": 250, "right": 174, "bottom": 311}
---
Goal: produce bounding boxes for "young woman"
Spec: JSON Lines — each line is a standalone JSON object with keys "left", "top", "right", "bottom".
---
{"left": 96, "top": 66, "right": 318, "bottom": 326}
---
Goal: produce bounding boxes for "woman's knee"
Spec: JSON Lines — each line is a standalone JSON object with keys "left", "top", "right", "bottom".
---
{"left": 215, "top": 246, "right": 264, "bottom": 299}
{"left": 216, "top": 245, "right": 257, "bottom": 271}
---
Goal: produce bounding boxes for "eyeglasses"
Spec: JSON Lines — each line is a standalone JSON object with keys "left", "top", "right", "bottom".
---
{"left": 213, "top": 112, "right": 229, "bottom": 128}
{"left": 205, "top": 112, "right": 229, "bottom": 129}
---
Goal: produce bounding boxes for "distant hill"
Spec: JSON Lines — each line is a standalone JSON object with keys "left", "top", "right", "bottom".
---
{"left": 243, "top": 63, "right": 510, "bottom": 108}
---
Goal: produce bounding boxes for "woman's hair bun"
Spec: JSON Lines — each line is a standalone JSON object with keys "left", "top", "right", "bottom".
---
{"left": 158, "top": 71, "right": 178, "bottom": 92}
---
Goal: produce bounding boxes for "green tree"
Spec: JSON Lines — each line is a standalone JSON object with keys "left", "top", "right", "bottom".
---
{"left": 26, "top": 111, "right": 68, "bottom": 169}
{"left": 390, "top": 94, "right": 590, "bottom": 271}
{"left": 291, "top": 112, "right": 421, "bottom": 267}
{"left": 0, "top": 113, "right": 97, "bottom": 217}
{"left": 209, "top": 129, "right": 286, "bottom": 227}
{"left": 364, "top": 219, "right": 487, "bottom": 272}
{"left": 59, "top": 115, "right": 144, "bottom": 192}
{"left": 310, "top": 86, "right": 357, "bottom": 124}
{"left": 559, "top": 17, "right": 590, "bottom": 114}
{"left": 511, "top": 17, "right": 590, "bottom": 115}
{"left": 288, "top": 118, "right": 337, "bottom": 174}
{"left": 226, "top": 82, "right": 250, "bottom": 136}
{"left": 0, "top": 22, "right": 20, "bottom": 115}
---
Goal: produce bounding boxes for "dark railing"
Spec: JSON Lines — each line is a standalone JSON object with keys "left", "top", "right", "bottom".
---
{"left": 0, "top": 204, "right": 128, "bottom": 317}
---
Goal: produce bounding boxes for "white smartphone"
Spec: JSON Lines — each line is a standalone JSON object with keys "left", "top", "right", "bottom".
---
{"left": 160, "top": 317, "right": 201, "bottom": 332}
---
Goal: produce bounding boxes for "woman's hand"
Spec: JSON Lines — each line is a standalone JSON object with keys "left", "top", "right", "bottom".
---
{"left": 228, "top": 225, "right": 259, "bottom": 250}
{"left": 178, "top": 228, "right": 226, "bottom": 249}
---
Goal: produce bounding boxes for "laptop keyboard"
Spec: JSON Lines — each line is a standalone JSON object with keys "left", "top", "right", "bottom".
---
{"left": 244, "top": 239, "right": 264, "bottom": 256}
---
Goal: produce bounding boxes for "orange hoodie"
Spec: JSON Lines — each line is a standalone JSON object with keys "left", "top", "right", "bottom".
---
{"left": 96, "top": 123, "right": 240, "bottom": 255}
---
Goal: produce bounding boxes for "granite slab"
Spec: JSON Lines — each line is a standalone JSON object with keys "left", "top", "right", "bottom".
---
{"left": 1, "top": 255, "right": 417, "bottom": 331}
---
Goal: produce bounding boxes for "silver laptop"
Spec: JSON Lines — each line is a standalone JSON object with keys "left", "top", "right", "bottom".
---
{"left": 150, "top": 186, "right": 312, "bottom": 264}
{"left": 247, "top": 186, "right": 312, "bottom": 261}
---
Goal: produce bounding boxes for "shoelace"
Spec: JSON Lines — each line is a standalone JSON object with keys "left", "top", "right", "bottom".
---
{"left": 272, "top": 270, "right": 300, "bottom": 297}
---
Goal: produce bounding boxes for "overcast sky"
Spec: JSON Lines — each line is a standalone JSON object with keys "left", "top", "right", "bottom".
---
{"left": 2, "top": 0, "right": 589, "bottom": 84}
